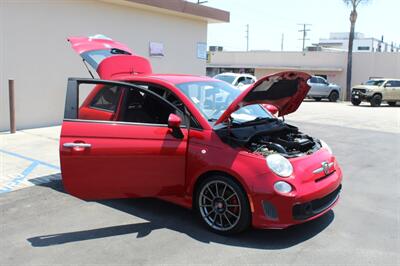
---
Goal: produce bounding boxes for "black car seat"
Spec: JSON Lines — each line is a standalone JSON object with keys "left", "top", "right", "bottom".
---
{"left": 123, "top": 90, "right": 153, "bottom": 123}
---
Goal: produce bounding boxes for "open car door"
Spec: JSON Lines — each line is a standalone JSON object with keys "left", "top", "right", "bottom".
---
{"left": 60, "top": 78, "right": 188, "bottom": 200}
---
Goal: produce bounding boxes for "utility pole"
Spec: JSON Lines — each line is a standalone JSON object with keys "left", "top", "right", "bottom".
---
{"left": 298, "top": 23, "right": 311, "bottom": 52}
{"left": 281, "top": 33, "right": 284, "bottom": 51}
{"left": 245, "top": 24, "right": 249, "bottom": 51}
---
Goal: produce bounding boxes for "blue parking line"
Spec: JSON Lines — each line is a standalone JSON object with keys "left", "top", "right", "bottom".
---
{"left": 0, "top": 148, "right": 60, "bottom": 194}
{"left": 0, "top": 148, "right": 60, "bottom": 170}
{"left": 0, "top": 161, "right": 40, "bottom": 194}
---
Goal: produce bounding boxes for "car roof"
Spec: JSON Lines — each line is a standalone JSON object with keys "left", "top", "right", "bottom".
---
{"left": 215, "top": 72, "right": 254, "bottom": 77}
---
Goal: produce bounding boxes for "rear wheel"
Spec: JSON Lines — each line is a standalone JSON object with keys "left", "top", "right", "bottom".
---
{"left": 328, "top": 91, "right": 339, "bottom": 102}
{"left": 370, "top": 94, "right": 382, "bottom": 107}
{"left": 196, "top": 175, "right": 251, "bottom": 235}
{"left": 387, "top": 101, "right": 397, "bottom": 106}
{"left": 351, "top": 98, "right": 361, "bottom": 106}
{"left": 313, "top": 97, "right": 322, "bottom": 102}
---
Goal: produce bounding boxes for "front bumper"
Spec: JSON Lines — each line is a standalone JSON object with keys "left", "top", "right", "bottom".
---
{"left": 250, "top": 168, "right": 342, "bottom": 229}
{"left": 351, "top": 90, "right": 373, "bottom": 101}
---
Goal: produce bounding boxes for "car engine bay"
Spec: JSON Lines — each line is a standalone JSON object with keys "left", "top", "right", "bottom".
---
{"left": 215, "top": 119, "right": 321, "bottom": 157}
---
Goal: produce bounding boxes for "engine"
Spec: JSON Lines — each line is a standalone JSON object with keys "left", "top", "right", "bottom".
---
{"left": 247, "top": 131, "right": 320, "bottom": 157}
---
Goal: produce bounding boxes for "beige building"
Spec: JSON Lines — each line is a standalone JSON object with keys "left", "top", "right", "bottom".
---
{"left": 0, "top": 0, "right": 229, "bottom": 131}
{"left": 207, "top": 51, "right": 400, "bottom": 99}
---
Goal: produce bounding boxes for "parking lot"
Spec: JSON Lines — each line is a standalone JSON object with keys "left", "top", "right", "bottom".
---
{"left": 1, "top": 101, "right": 399, "bottom": 265}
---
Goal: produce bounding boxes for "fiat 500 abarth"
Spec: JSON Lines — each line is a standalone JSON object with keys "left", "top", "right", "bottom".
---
{"left": 60, "top": 35, "right": 342, "bottom": 234}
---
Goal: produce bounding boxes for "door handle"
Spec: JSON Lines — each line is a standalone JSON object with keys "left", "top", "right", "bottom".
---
{"left": 63, "top": 142, "right": 91, "bottom": 148}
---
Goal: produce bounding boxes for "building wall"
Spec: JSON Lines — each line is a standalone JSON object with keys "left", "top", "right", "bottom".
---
{"left": 208, "top": 51, "right": 400, "bottom": 99}
{"left": 0, "top": 0, "right": 207, "bottom": 131}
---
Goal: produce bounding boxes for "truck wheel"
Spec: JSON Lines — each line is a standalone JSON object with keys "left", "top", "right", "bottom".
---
{"left": 313, "top": 97, "right": 322, "bottom": 101}
{"left": 328, "top": 91, "right": 339, "bottom": 102}
{"left": 195, "top": 175, "right": 251, "bottom": 235}
{"left": 351, "top": 98, "right": 361, "bottom": 106}
{"left": 370, "top": 94, "right": 382, "bottom": 107}
{"left": 387, "top": 101, "right": 396, "bottom": 106}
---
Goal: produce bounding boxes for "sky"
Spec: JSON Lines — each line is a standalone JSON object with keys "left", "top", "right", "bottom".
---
{"left": 188, "top": 0, "right": 400, "bottom": 51}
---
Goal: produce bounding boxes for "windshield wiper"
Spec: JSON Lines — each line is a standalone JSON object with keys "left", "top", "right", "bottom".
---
{"left": 237, "top": 117, "right": 276, "bottom": 126}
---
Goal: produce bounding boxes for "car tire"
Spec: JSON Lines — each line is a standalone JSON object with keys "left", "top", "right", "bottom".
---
{"left": 195, "top": 175, "right": 251, "bottom": 235}
{"left": 351, "top": 98, "right": 361, "bottom": 106}
{"left": 387, "top": 101, "right": 396, "bottom": 106}
{"left": 328, "top": 91, "right": 339, "bottom": 102}
{"left": 370, "top": 94, "right": 382, "bottom": 107}
{"left": 313, "top": 97, "right": 322, "bottom": 102}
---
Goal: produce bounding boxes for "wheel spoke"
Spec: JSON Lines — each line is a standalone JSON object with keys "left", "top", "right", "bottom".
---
{"left": 226, "top": 204, "right": 240, "bottom": 207}
{"left": 226, "top": 209, "right": 239, "bottom": 218}
{"left": 225, "top": 192, "right": 237, "bottom": 201}
{"left": 223, "top": 213, "right": 232, "bottom": 226}
{"left": 206, "top": 186, "right": 216, "bottom": 198}
{"left": 199, "top": 204, "right": 212, "bottom": 207}
{"left": 202, "top": 195, "right": 213, "bottom": 202}
{"left": 221, "top": 183, "right": 227, "bottom": 198}
{"left": 215, "top": 182, "right": 219, "bottom": 197}
{"left": 205, "top": 209, "right": 215, "bottom": 218}
{"left": 218, "top": 214, "right": 223, "bottom": 227}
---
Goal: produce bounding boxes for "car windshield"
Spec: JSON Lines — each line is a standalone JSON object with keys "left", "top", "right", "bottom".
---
{"left": 365, "top": 80, "right": 385, "bottom": 86}
{"left": 176, "top": 81, "right": 272, "bottom": 124}
{"left": 214, "top": 75, "right": 236, "bottom": 84}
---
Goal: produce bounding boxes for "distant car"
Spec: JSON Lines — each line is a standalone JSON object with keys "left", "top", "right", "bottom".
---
{"left": 213, "top": 73, "right": 257, "bottom": 90}
{"left": 351, "top": 79, "right": 400, "bottom": 107}
{"left": 307, "top": 76, "right": 341, "bottom": 102}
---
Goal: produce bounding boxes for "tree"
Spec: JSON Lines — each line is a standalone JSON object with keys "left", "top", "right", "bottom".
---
{"left": 343, "top": 0, "right": 369, "bottom": 100}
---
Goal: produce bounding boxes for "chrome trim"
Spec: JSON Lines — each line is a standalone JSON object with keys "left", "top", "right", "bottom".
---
{"left": 63, "top": 142, "right": 92, "bottom": 148}
{"left": 313, "top": 162, "right": 334, "bottom": 174}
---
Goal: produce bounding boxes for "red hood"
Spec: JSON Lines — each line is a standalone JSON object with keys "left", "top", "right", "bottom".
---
{"left": 215, "top": 71, "right": 311, "bottom": 125}
{"left": 68, "top": 34, "right": 133, "bottom": 55}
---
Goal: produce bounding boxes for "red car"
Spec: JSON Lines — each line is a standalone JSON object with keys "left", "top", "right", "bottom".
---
{"left": 60, "top": 35, "right": 342, "bottom": 234}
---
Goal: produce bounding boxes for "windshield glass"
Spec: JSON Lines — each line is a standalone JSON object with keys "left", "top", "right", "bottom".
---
{"left": 81, "top": 49, "right": 131, "bottom": 70}
{"left": 365, "top": 80, "right": 385, "bottom": 86}
{"left": 176, "top": 81, "right": 272, "bottom": 124}
{"left": 214, "top": 75, "right": 236, "bottom": 84}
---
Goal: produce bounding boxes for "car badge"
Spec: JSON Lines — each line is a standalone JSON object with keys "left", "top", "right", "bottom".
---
{"left": 313, "top": 161, "right": 334, "bottom": 175}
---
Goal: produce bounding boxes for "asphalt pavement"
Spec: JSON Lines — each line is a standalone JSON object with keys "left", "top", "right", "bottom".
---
{"left": 0, "top": 101, "right": 399, "bottom": 265}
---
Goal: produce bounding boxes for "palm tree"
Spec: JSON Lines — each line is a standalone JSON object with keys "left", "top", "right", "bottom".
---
{"left": 343, "top": 0, "right": 369, "bottom": 100}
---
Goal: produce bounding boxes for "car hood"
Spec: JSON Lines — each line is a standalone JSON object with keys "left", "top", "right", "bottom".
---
{"left": 215, "top": 71, "right": 311, "bottom": 125}
{"left": 352, "top": 85, "right": 379, "bottom": 89}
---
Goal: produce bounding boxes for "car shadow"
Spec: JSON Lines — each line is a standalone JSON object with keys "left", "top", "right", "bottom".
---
{"left": 27, "top": 178, "right": 335, "bottom": 250}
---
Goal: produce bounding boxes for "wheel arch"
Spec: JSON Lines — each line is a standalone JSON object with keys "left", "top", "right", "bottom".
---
{"left": 192, "top": 170, "right": 253, "bottom": 211}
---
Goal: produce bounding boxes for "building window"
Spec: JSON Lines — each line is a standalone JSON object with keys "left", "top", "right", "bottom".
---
{"left": 357, "top": 46, "right": 370, "bottom": 51}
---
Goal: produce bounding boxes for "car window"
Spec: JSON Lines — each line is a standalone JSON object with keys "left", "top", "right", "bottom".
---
{"left": 365, "top": 80, "right": 385, "bottom": 86}
{"left": 121, "top": 88, "right": 180, "bottom": 125}
{"left": 90, "top": 85, "right": 122, "bottom": 111}
{"left": 236, "top": 77, "right": 246, "bottom": 85}
{"left": 214, "top": 75, "right": 235, "bottom": 84}
{"left": 385, "top": 80, "right": 400, "bottom": 87}
{"left": 242, "top": 77, "right": 253, "bottom": 85}
{"left": 317, "top": 77, "right": 327, "bottom": 84}
{"left": 310, "top": 77, "right": 318, "bottom": 83}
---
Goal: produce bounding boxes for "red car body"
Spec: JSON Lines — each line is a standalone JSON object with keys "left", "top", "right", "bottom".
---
{"left": 60, "top": 35, "right": 342, "bottom": 233}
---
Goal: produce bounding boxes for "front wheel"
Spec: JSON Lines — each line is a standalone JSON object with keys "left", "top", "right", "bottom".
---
{"left": 351, "top": 98, "right": 361, "bottom": 106}
{"left": 328, "top": 91, "right": 339, "bottom": 102}
{"left": 370, "top": 94, "right": 382, "bottom": 107}
{"left": 196, "top": 175, "right": 251, "bottom": 235}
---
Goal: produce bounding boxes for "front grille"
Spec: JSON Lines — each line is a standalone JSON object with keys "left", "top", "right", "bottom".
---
{"left": 292, "top": 184, "right": 342, "bottom": 220}
{"left": 352, "top": 88, "right": 366, "bottom": 94}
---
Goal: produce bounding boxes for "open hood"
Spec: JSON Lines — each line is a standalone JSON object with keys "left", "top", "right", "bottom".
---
{"left": 215, "top": 71, "right": 311, "bottom": 125}
{"left": 67, "top": 34, "right": 152, "bottom": 79}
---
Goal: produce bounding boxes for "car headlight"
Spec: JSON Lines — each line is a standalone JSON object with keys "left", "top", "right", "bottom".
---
{"left": 274, "top": 181, "right": 292, "bottom": 193}
{"left": 320, "top": 139, "right": 332, "bottom": 154}
{"left": 365, "top": 89, "right": 373, "bottom": 92}
{"left": 266, "top": 154, "right": 293, "bottom": 177}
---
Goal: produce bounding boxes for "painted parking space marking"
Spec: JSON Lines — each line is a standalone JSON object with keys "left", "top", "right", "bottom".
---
{"left": 0, "top": 149, "right": 60, "bottom": 194}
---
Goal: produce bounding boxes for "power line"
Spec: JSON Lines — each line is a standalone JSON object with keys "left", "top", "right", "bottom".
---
{"left": 298, "top": 23, "right": 311, "bottom": 52}
{"left": 245, "top": 24, "right": 249, "bottom": 51}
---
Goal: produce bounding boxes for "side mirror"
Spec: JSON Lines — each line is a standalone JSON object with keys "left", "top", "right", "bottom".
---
{"left": 384, "top": 83, "right": 391, "bottom": 87}
{"left": 237, "top": 82, "right": 244, "bottom": 87}
{"left": 263, "top": 104, "right": 278, "bottom": 115}
{"left": 168, "top": 113, "right": 181, "bottom": 128}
